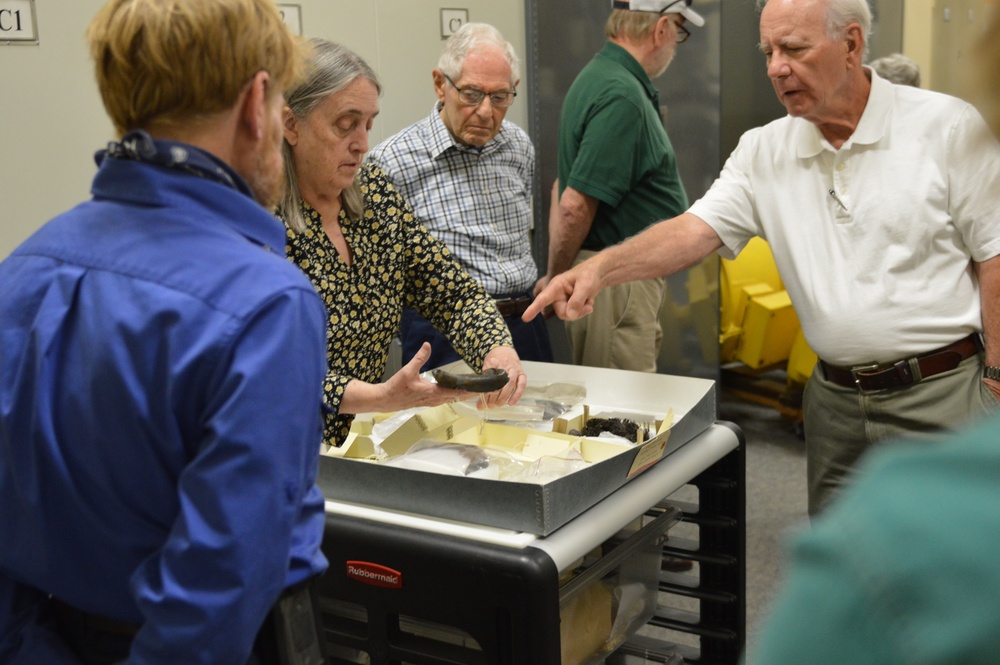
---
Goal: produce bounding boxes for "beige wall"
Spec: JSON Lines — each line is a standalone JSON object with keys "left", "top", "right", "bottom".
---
{"left": 903, "top": 0, "right": 995, "bottom": 100}
{"left": 928, "top": 0, "right": 992, "bottom": 96}
{"left": 0, "top": 0, "right": 527, "bottom": 259}
{"left": 903, "top": 0, "right": 935, "bottom": 79}
{"left": 0, "top": 1, "right": 112, "bottom": 259}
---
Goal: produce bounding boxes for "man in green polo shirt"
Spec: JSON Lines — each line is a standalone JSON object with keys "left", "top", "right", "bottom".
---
{"left": 537, "top": 0, "right": 702, "bottom": 371}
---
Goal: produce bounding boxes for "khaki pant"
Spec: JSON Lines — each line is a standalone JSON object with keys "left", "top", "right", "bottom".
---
{"left": 564, "top": 250, "right": 666, "bottom": 372}
{"left": 803, "top": 351, "right": 999, "bottom": 516}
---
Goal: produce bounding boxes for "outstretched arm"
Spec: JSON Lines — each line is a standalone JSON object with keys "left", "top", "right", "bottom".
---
{"left": 524, "top": 212, "right": 723, "bottom": 322}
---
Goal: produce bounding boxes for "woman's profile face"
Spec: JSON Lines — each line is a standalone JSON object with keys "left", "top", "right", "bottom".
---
{"left": 285, "top": 76, "right": 380, "bottom": 200}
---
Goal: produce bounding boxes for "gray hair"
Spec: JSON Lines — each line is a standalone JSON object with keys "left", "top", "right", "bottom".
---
{"left": 605, "top": 8, "right": 661, "bottom": 41}
{"left": 279, "top": 39, "right": 381, "bottom": 233}
{"left": 437, "top": 22, "right": 520, "bottom": 85}
{"left": 869, "top": 53, "right": 920, "bottom": 87}
{"left": 757, "top": 0, "right": 872, "bottom": 60}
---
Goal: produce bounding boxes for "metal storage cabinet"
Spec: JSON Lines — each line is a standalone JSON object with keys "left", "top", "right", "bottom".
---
{"left": 314, "top": 422, "right": 744, "bottom": 665}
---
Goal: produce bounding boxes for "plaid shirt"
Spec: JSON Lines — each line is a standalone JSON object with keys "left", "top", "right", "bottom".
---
{"left": 367, "top": 105, "right": 538, "bottom": 294}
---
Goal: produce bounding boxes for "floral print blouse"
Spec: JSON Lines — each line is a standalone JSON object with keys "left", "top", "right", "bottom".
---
{"left": 283, "top": 164, "right": 513, "bottom": 447}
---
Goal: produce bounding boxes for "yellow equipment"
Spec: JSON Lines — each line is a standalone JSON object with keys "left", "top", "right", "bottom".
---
{"left": 719, "top": 237, "right": 817, "bottom": 420}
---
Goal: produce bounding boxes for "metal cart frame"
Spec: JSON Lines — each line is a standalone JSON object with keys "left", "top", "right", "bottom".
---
{"left": 315, "top": 421, "right": 744, "bottom": 665}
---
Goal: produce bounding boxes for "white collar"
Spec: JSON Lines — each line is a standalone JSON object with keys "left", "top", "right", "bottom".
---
{"left": 795, "top": 67, "right": 893, "bottom": 157}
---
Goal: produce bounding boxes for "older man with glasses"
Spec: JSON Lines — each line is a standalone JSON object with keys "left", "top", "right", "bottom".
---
{"left": 368, "top": 22, "right": 553, "bottom": 372}
{"left": 535, "top": 0, "right": 703, "bottom": 373}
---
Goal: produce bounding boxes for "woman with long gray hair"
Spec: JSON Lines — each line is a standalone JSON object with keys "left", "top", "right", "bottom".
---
{"left": 277, "top": 39, "right": 526, "bottom": 448}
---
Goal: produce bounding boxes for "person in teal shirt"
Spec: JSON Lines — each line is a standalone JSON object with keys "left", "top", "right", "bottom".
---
{"left": 746, "top": 413, "right": 1000, "bottom": 665}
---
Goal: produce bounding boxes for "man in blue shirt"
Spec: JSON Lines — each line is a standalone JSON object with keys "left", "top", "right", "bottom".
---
{"left": 368, "top": 22, "right": 553, "bottom": 371}
{"left": 0, "top": 1, "right": 328, "bottom": 664}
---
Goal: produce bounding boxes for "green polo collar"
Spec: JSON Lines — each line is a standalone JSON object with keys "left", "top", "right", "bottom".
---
{"left": 598, "top": 41, "right": 659, "bottom": 104}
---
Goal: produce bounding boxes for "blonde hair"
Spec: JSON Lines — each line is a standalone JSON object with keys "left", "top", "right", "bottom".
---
{"left": 279, "top": 40, "right": 381, "bottom": 233}
{"left": 86, "top": 0, "right": 305, "bottom": 136}
{"left": 605, "top": 8, "right": 661, "bottom": 41}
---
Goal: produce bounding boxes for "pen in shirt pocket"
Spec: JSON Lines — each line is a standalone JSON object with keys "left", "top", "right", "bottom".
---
{"left": 828, "top": 188, "right": 848, "bottom": 210}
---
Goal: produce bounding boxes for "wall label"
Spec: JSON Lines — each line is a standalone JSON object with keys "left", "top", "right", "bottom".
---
{"left": 440, "top": 8, "right": 468, "bottom": 39}
{"left": 0, "top": 0, "right": 37, "bottom": 44}
{"left": 277, "top": 3, "right": 302, "bottom": 36}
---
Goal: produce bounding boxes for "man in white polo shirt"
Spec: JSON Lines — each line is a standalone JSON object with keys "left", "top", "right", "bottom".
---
{"left": 527, "top": 0, "right": 1000, "bottom": 515}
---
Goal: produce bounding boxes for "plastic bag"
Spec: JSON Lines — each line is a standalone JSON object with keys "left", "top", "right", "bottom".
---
{"left": 383, "top": 440, "right": 527, "bottom": 479}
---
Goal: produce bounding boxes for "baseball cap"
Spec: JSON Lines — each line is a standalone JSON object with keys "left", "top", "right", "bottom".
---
{"left": 611, "top": 0, "right": 705, "bottom": 27}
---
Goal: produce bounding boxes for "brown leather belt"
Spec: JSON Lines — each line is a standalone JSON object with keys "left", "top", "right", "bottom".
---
{"left": 819, "top": 333, "right": 983, "bottom": 392}
{"left": 494, "top": 295, "right": 534, "bottom": 318}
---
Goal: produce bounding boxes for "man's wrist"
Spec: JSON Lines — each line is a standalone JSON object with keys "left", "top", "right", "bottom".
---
{"left": 984, "top": 365, "right": 1000, "bottom": 381}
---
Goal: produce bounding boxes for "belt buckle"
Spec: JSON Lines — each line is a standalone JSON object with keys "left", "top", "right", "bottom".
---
{"left": 849, "top": 362, "right": 880, "bottom": 387}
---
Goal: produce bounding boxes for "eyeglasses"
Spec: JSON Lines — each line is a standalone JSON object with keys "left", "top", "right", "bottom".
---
{"left": 443, "top": 74, "right": 517, "bottom": 108}
{"left": 673, "top": 19, "right": 690, "bottom": 44}
{"left": 659, "top": 0, "right": 691, "bottom": 44}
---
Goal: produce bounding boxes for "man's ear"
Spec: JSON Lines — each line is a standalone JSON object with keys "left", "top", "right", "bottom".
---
{"left": 432, "top": 68, "right": 447, "bottom": 103}
{"left": 240, "top": 69, "right": 272, "bottom": 141}
{"left": 652, "top": 15, "right": 672, "bottom": 47}
{"left": 845, "top": 24, "right": 864, "bottom": 63}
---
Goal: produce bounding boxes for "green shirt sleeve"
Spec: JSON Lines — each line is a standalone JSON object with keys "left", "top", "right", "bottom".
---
{"left": 564, "top": 93, "right": 647, "bottom": 208}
